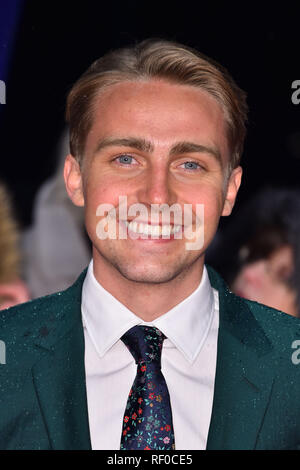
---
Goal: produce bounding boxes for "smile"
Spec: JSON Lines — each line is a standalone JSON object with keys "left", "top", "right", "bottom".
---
{"left": 124, "top": 221, "right": 182, "bottom": 237}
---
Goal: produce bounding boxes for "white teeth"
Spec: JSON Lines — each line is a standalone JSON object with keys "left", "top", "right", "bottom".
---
{"left": 162, "top": 225, "right": 171, "bottom": 236}
{"left": 138, "top": 223, "right": 147, "bottom": 234}
{"left": 143, "top": 224, "right": 149, "bottom": 235}
{"left": 152, "top": 225, "right": 160, "bottom": 236}
{"left": 124, "top": 221, "right": 181, "bottom": 237}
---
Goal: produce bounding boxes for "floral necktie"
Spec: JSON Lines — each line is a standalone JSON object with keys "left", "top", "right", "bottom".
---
{"left": 120, "top": 325, "right": 175, "bottom": 450}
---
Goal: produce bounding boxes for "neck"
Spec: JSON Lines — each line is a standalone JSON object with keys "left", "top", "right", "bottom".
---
{"left": 92, "top": 250, "right": 205, "bottom": 322}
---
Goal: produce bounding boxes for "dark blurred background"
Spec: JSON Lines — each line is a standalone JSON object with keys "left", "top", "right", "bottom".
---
{"left": 0, "top": 1, "right": 300, "bottom": 228}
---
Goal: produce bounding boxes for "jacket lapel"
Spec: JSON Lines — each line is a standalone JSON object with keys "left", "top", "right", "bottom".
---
{"left": 31, "top": 270, "right": 92, "bottom": 450}
{"left": 206, "top": 266, "right": 275, "bottom": 450}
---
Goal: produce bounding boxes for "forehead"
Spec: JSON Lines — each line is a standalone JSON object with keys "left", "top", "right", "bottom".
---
{"left": 86, "top": 79, "right": 229, "bottom": 159}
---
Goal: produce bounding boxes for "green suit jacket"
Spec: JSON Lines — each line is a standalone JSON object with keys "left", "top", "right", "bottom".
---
{"left": 1, "top": 266, "right": 300, "bottom": 450}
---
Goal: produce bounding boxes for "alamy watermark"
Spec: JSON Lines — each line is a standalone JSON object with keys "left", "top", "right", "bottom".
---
{"left": 291, "top": 339, "right": 300, "bottom": 365}
{"left": 291, "top": 80, "right": 300, "bottom": 105}
{"left": 95, "top": 196, "right": 205, "bottom": 251}
{"left": 0, "top": 80, "right": 6, "bottom": 104}
{"left": 0, "top": 340, "right": 6, "bottom": 364}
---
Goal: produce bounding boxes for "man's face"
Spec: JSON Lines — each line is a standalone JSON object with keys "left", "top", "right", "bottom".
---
{"left": 65, "top": 79, "right": 242, "bottom": 284}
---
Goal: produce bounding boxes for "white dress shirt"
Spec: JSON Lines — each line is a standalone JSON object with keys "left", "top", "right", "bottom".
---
{"left": 81, "top": 260, "right": 219, "bottom": 450}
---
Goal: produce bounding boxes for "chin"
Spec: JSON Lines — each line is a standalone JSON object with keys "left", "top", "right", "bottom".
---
{"left": 114, "top": 262, "right": 188, "bottom": 285}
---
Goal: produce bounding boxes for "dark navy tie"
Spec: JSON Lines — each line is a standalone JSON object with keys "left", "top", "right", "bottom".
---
{"left": 120, "top": 325, "right": 175, "bottom": 450}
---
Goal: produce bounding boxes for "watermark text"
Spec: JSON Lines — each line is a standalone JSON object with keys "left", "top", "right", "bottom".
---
{"left": 291, "top": 80, "right": 300, "bottom": 105}
{"left": 0, "top": 80, "right": 6, "bottom": 104}
{"left": 0, "top": 340, "right": 6, "bottom": 364}
{"left": 95, "top": 197, "right": 205, "bottom": 251}
{"left": 291, "top": 339, "right": 300, "bottom": 365}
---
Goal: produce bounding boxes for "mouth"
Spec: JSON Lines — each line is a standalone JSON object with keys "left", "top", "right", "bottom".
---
{"left": 117, "top": 219, "right": 183, "bottom": 241}
{"left": 124, "top": 220, "right": 182, "bottom": 237}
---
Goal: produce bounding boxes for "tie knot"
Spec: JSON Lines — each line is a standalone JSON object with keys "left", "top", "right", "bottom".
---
{"left": 121, "top": 326, "right": 165, "bottom": 366}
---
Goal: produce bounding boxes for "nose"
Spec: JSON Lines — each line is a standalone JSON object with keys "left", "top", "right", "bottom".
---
{"left": 136, "top": 165, "right": 177, "bottom": 207}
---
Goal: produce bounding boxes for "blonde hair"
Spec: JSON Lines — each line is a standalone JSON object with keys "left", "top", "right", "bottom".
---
{"left": 0, "top": 183, "right": 20, "bottom": 283}
{"left": 66, "top": 39, "right": 248, "bottom": 171}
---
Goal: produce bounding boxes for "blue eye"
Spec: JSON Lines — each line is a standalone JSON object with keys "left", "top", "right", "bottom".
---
{"left": 182, "top": 161, "right": 201, "bottom": 170}
{"left": 117, "top": 155, "right": 133, "bottom": 164}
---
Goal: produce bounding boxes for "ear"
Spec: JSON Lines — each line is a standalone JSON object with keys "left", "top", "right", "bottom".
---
{"left": 64, "top": 154, "right": 85, "bottom": 207}
{"left": 221, "top": 166, "right": 242, "bottom": 216}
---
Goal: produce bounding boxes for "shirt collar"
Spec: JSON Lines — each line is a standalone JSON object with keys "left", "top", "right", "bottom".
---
{"left": 81, "top": 260, "right": 215, "bottom": 363}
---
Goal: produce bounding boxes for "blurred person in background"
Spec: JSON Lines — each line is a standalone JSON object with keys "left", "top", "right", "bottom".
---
{"left": 0, "top": 182, "right": 30, "bottom": 309}
{"left": 22, "top": 128, "right": 91, "bottom": 298}
{"left": 207, "top": 187, "right": 300, "bottom": 317}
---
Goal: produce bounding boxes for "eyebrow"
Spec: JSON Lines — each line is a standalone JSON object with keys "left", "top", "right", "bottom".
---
{"left": 94, "top": 136, "right": 222, "bottom": 165}
{"left": 95, "top": 137, "right": 154, "bottom": 154}
{"left": 169, "top": 141, "right": 221, "bottom": 164}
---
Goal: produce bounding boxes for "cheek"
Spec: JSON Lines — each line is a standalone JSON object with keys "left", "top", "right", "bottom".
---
{"left": 191, "top": 188, "right": 224, "bottom": 228}
{"left": 84, "top": 178, "right": 129, "bottom": 212}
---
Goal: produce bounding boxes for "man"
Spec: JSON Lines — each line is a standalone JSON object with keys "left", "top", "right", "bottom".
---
{"left": 1, "top": 39, "right": 300, "bottom": 450}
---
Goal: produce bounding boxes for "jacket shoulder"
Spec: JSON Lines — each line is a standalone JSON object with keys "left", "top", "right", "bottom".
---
{"left": 243, "top": 295, "right": 300, "bottom": 345}
{"left": 0, "top": 269, "right": 87, "bottom": 362}
{"left": 1, "top": 290, "right": 67, "bottom": 334}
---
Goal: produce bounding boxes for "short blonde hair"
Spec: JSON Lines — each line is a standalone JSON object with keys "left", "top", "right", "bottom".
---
{"left": 66, "top": 39, "right": 248, "bottom": 170}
